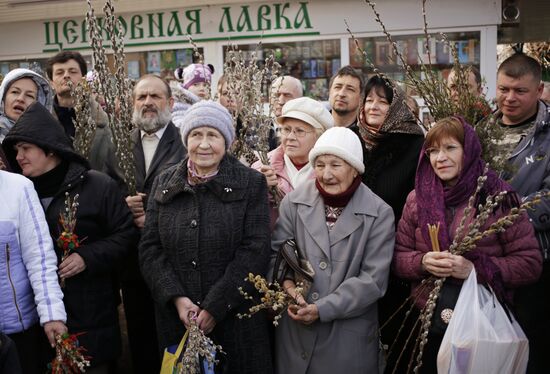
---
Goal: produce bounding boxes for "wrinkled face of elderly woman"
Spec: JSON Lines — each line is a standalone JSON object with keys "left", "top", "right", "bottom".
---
{"left": 4, "top": 78, "right": 38, "bottom": 121}
{"left": 187, "top": 126, "right": 226, "bottom": 175}
{"left": 314, "top": 154, "right": 358, "bottom": 194}
{"left": 425, "top": 136, "right": 464, "bottom": 187}
{"left": 280, "top": 118, "right": 318, "bottom": 165}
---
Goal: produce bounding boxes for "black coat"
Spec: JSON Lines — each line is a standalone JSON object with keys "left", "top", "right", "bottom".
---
{"left": 43, "top": 163, "right": 138, "bottom": 366}
{"left": 3, "top": 103, "right": 139, "bottom": 367}
{"left": 139, "top": 155, "right": 273, "bottom": 374}
{"left": 362, "top": 133, "right": 424, "bottom": 222}
{"left": 0, "top": 144, "right": 9, "bottom": 172}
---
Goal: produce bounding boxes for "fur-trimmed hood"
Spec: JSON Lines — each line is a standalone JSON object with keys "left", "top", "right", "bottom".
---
{"left": 0, "top": 68, "right": 54, "bottom": 142}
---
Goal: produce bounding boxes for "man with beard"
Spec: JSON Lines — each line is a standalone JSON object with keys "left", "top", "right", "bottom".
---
{"left": 123, "top": 74, "right": 186, "bottom": 373}
{"left": 328, "top": 66, "right": 364, "bottom": 131}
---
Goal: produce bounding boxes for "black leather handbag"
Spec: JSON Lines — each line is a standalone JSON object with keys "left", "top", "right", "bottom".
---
{"left": 272, "top": 239, "right": 315, "bottom": 293}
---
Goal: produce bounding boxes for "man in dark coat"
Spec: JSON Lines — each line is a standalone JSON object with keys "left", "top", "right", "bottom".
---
{"left": 123, "top": 74, "right": 186, "bottom": 373}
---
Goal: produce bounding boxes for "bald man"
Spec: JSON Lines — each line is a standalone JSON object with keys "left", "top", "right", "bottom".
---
{"left": 271, "top": 76, "right": 304, "bottom": 117}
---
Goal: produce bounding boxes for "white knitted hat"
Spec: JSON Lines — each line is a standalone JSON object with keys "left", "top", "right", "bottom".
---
{"left": 308, "top": 127, "right": 365, "bottom": 174}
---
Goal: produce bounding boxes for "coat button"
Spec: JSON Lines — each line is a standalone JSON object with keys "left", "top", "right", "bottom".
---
{"left": 191, "top": 260, "right": 198, "bottom": 269}
{"left": 319, "top": 261, "right": 327, "bottom": 270}
{"left": 311, "top": 292, "right": 319, "bottom": 300}
{"left": 301, "top": 351, "right": 307, "bottom": 360}
{"left": 190, "top": 219, "right": 197, "bottom": 228}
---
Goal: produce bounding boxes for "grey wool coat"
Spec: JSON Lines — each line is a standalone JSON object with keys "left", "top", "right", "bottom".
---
{"left": 272, "top": 180, "right": 395, "bottom": 374}
{"left": 139, "top": 154, "right": 273, "bottom": 374}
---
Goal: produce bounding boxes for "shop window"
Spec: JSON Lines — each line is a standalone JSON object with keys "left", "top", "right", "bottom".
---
{"left": 111, "top": 47, "right": 202, "bottom": 81}
{"left": 223, "top": 40, "right": 341, "bottom": 101}
{"left": 349, "top": 31, "right": 481, "bottom": 88}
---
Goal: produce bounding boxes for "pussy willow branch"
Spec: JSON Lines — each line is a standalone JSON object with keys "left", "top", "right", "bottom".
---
{"left": 223, "top": 43, "right": 284, "bottom": 204}
{"left": 421, "top": 0, "right": 433, "bottom": 67}
{"left": 180, "top": 317, "right": 224, "bottom": 374}
{"left": 87, "top": 0, "right": 136, "bottom": 194}
{"left": 69, "top": 79, "right": 97, "bottom": 159}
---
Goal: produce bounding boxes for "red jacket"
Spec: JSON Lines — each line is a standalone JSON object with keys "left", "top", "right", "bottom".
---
{"left": 393, "top": 190, "right": 542, "bottom": 308}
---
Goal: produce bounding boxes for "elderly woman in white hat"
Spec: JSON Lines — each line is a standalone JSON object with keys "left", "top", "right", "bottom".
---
{"left": 271, "top": 127, "right": 395, "bottom": 374}
{"left": 252, "top": 96, "right": 333, "bottom": 229}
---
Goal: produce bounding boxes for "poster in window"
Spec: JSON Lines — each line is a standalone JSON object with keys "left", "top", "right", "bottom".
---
{"left": 303, "top": 59, "right": 312, "bottom": 78}
{"left": 161, "top": 50, "right": 176, "bottom": 70}
{"left": 416, "top": 37, "right": 436, "bottom": 64}
{"left": 375, "top": 41, "right": 394, "bottom": 66}
{"left": 456, "top": 41, "right": 469, "bottom": 63}
{"left": 435, "top": 41, "right": 451, "bottom": 64}
{"left": 310, "top": 59, "right": 317, "bottom": 78}
{"left": 395, "top": 40, "right": 408, "bottom": 66}
{"left": 331, "top": 59, "right": 341, "bottom": 76}
{"left": 317, "top": 59, "right": 326, "bottom": 77}
{"left": 350, "top": 41, "right": 363, "bottom": 68}
{"left": 147, "top": 51, "right": 161, "bottom": 73}
{"left": 176, "top": 49, "right": 192, "bottom": 67}
{"left": 127, "top": 60, "right": 140, "bottom": 79}
{"left": 324, "top": 40, "right": 334, "bottom": 56}
{"left": 406, "top": 38, "right": 418, "bottom": 65}
{"left": 312, "top": 41, "right": 323, "bottom": 58}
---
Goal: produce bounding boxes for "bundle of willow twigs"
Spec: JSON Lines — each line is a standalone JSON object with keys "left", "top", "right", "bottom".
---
{"left": 86, "top": 0, "right": 136, "bottom": 195}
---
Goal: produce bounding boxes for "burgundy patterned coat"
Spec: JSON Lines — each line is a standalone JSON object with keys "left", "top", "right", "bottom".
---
{"left": 393, "top": 190, "right": 542, "bottom": 308}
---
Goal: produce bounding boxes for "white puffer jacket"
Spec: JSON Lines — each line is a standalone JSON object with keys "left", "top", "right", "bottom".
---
{"left": 0, "top": 171, "right": 66, "bottom": 334}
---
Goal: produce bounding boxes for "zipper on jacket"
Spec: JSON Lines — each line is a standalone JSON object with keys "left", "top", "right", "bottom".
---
{"left": 6, "top": 244, "right": 25, "bottom": 332}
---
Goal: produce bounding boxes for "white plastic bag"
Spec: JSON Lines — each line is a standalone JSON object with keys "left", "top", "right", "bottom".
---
{"left": 437, "top": 268, "right": 529, "bottom": 374}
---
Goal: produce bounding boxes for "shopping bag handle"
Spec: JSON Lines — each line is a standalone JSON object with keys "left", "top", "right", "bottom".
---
{"left": 174, "top": 330, "right": 190, "bottom": 358}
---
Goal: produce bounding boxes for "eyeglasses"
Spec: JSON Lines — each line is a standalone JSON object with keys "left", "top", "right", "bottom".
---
{"left": 425, "top": 144, "right": 462, "bottom": 158}
{"left": 280, "top": 126, "right": 314, "bottom": 138}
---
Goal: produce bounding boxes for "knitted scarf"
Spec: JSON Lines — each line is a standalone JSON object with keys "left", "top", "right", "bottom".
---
{"left": 316, "top": 175, "right": 362, "bottom": 208}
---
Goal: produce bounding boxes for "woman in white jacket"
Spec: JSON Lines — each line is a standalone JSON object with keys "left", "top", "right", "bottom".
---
{"left": 0, "top": 170, "right": 67, "bottom": 374}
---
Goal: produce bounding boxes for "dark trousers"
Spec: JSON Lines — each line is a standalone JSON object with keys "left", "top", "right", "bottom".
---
{"left": 514, "top": 263, "right": 550, "bottom": 374}
{"left": 8, "top": 324, "right": 51, "bottom": 374}
{"left": 121, "top": 279, "right": 160, "bottom": 374}
{"left": 0, "top": 333, "right": 22, "bottom": 374}
{"left": 418, "top": 332, "right": 444, "bottom": 374}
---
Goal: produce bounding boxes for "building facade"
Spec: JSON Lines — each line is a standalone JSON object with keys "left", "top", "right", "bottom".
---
{"left": 0, "top": 0, "right": 501, "bottom": 100}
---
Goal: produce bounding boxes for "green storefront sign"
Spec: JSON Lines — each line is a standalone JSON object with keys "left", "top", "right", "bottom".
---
{"left": 43, "top": 2, "right": 317, "bottom": 52}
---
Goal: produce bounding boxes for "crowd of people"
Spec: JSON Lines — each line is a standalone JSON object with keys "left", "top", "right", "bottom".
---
{"left": 0, "top": 48, "right": 548, "bottom": 374}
